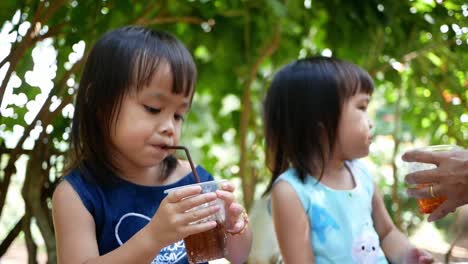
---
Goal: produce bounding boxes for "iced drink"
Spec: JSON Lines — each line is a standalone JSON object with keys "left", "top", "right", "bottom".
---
{"left": 414, "top": 183, "right": 446, "bottom": 214}
{"left": 189, "top": 181, "right": 227, "bottom": 263}
{"left": 165, "top": 181, "right": 227, "bottom": 263}
{"left": 163, "top": 146, "right": 228, "bottom": 263}
{"left": 406, "top": 145, "right": 459, "bottom": 214}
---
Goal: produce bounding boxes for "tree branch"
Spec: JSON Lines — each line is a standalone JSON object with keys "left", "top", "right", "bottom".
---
{"left": 0, "top": 216, "right": 24, "bottom": 257}
{"left": 0, "top": 57, "right": 85, "bottom": 219}
{"left": 37, "top": 0, "right": 67, "bottom": 26}
{"left": 370, "top": 39, "right": 456, "bottom": 76}
{"left": 0, "top": 54, "right": 11, "bottom": 69}
{"left": 140, "top": 16, "right": 207, "bottom": 25}
{"left": 239, "top": 27, "right": 281, "bottom": 209}
{"left": 35, "top": 22, "right": 65, "bottom": 42}
{"left": 0, "top": 0, "right": 67, "bottom": 108}
{"left": 133, "top": 2, "right": 163, "bottom": 25}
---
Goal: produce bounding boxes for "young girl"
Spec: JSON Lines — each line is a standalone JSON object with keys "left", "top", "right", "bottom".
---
{"left": 262, "top": 56, "right": 433, "bottom": 264}
{"left": 52, "top": 26, "right": 251, "bottom": 264}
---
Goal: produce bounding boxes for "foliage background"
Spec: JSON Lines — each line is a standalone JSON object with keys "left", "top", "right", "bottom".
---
{"left": 0, "top": 0, "right": 466, "bottom": 263}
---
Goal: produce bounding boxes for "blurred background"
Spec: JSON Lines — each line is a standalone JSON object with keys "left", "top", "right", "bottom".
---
{"left": 0, "top": 0, "right": 467, "bottom": 263}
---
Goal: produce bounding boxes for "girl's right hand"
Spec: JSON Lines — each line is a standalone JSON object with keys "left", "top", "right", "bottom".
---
{"left": 402, "top": 248, "right": 433, "bottom": 264}
{"left": 148, "top": 185, "right": 221, "bottom": 247}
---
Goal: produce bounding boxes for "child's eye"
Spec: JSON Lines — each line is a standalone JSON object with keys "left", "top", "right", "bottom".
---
{"left": 174, "top": 114, "right": 185, "bottom": 121}
{"left": 144, "top": 105, "right": 160, "bottom": 114}
{"left": 359, "top": 105, "right": 368, "bottom": 111}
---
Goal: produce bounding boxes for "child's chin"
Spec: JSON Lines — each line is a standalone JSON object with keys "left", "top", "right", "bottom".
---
{"left": 352, "top": 150, "right": 369, "bottom": 159}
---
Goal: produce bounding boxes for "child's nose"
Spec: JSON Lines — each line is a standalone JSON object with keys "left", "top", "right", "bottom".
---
{"left": 368, "top": 118, "right": 374, "bottom": 130}
{"left": 159, "top": 116, "right": 175, "bottom": 136}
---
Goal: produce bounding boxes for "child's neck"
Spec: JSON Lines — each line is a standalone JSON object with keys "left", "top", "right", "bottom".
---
{"left": 116, "top": 160, "right": 190, "bottom": 186}
{"left": 319, "top": 159, "right": 356, "bottom": 190}
{"left": 117, "top": 165, "right": 165, "bottom": 186}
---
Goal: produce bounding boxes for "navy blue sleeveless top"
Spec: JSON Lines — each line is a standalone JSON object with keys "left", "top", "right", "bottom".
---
{"left": 64, "top": 166, "right": 213, "bottom": 264}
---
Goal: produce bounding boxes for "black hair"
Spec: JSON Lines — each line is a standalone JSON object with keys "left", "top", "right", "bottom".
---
{"left": 68, "top": 25, "right": 197, "bottom": 184}
{"left": 263, "top": 56, "right": 373, "bottom": 194}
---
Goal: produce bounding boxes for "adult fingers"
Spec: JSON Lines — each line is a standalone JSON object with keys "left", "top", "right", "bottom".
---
{"left": 404, "top": 169, "right": 444, "bottom": 185}
{"left": 405, "top": 167, "right": 464, "bottom": 185}
{"left": 165, "top": 185, "right": 202, "bottom": 203}
{"left": 427, "top": 200, "right": 458, "bottom": 222}
{"left": 177, "top": 192, "right": 218, "bottom": 212}
{"left": 406, "top": 184, "right": 443, "bottom": 199}
{"left": 402, "top": 150, "right": 441, "bottom": 164}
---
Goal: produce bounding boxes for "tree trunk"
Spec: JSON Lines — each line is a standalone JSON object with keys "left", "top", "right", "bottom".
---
{"left": 22, "top": 137, "right": 56, "bottom": 263}
{"left": 23, "top": 214, "right": 38, "bottom": 264}
{"left": 239, "top": 28, "right": 280, "bottom": 211}
{"left": 391, "top": 73, "right": 407, "bottom": 229}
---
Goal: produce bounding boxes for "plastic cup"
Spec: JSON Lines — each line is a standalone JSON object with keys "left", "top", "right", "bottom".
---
{"left": 406, "top": 144, "right": 460, "bottom": 214}
{"left": 164, "top": 180, "right": 227, "bottom": 264}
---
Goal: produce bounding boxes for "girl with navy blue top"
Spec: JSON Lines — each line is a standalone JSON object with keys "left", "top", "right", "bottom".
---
{"left": 262, "top": 57, "right": 433, "bottom": 264}
{"left": 52, "top": 26, "right": 251, "bottom": 264}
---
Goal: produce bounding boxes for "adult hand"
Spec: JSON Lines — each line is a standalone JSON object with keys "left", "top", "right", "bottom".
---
{"left": 403, "top": 149, "right": 468, "bottom": 221}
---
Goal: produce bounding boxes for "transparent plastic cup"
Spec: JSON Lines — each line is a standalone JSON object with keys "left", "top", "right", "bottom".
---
{"left": 406, "top": 144, "right": 460, "bottom": 214}
{"left": 164, "top": 180, "right": 227, "bottom": 264}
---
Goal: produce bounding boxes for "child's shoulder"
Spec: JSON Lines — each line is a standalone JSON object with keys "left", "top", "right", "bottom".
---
{"left": 52, "top": 171, "right": 93, "bottom": 215}
{"left": 273, "top": 168, "right": 307, "bottom": 189}
{"left": 53, "top": 176, "right": 77, "bottom": 201}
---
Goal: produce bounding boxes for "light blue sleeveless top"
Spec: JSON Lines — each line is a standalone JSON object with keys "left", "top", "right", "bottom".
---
{"left": 275, "top": 160, "right": 389, "bottom": 264}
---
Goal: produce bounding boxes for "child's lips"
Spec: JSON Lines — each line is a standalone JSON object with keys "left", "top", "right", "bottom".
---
{"left": 150, "top": 144, "right": 171, "bottom": 151}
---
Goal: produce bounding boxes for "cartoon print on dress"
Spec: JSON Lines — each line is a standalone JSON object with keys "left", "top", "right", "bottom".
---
{"left": 311, "top": 204, "right": 340, "bottom": 243}
{"left": 351, "top": 230, "right": 381, "bottom": 264}
{"left": 115, "top": 212, "right": 187, "bottom": 264}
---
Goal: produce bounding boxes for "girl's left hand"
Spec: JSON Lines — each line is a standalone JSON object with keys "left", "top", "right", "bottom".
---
{"left": 216, "top": 181, "right": 249, "bottom": 235}
{"left": 403, "top": 248, "right": 433, "bottom": 264}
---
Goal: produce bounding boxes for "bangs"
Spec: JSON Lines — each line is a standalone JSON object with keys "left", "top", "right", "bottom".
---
{"left": 131, "top": 31, "right": 196, "bottom": 98}
{"left": 337, "top": 61, "right": 374, "bottom": 100}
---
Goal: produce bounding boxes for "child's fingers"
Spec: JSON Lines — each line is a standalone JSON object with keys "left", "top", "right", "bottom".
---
{"left": 220, "top": 181, "right": 235, "bottom": 192}
{"left": 228, "top": 202, "right": 244, "bottom": 216}
{"left": 180, "top": 203, "right": 221, "bottom": 225}
{"left": 226, "top": 203, "right": 249, "bottom": 234}
{"left": 226, "top": 203, "right": 245, "bottom": 228}
{"left": 419, "top": 256, "right": 433, "bottom": 264}
{"left": 165, "top": 186, "right": 202, "bottom": 203}
{"left": 216, "top": 190, "right": 235, "bottom": 204}
{"left": 177, "top": 192, "right": 218, "bottom": 212}
{"left": 182, "top": 220, "right": 218, "bottom": 237}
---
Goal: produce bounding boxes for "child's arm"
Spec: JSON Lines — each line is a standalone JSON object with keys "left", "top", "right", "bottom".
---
{"left": 372, "top": 184, "right": 433, "bottom": 264}
{"left": 271, "top": 181, "right": 315, "bottom": 263}
{"left": 216, "top": 182, "right": 252, "bottom": 264}
{"left": 53, "top": 181, "right": 219, "bottom": 264}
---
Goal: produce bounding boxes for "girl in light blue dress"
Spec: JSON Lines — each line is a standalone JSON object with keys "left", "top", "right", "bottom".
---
{"left": 263, "top": 56, "right": 433, "bottom": 264}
